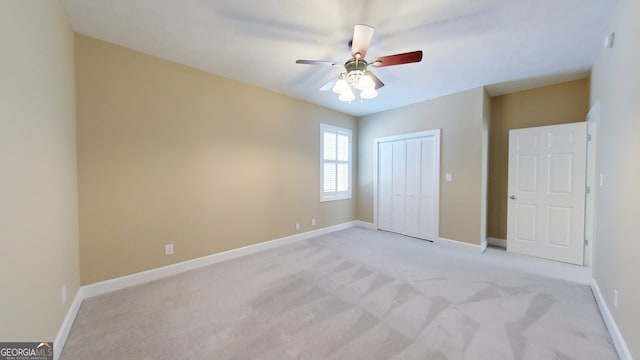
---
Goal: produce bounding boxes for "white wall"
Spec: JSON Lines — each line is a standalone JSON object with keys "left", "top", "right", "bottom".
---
{"left": 0, "top": 1, "right": 80, "bottom": 341}
{"left": 590, "top": 0, "right": 640, "bottom": 357}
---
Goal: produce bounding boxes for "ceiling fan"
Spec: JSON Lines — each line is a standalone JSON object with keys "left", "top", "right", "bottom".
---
{"left": 296, "top": 24, "right": 423, "bottom": 102}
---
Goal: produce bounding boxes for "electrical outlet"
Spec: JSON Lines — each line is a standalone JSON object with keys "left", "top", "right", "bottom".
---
{"left": 165, "top": 244, "right": 174, "bottom": 255}
{"left": 295, "top": 223, "right": 300, "bottom": 231}
{"left": 311, "top": 218, "right": 316, "bottom": 226}
{"left": 61, "top": 285, "right": 67, "bottom": 305}
{"left": 446, "top": 173, "right": 453, "bottom": 182}
{"left": 614, "top": 289, "right": 619, "bottom": 308}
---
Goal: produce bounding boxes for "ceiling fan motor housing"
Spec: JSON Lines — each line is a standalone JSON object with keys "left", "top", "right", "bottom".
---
{"left": 344, "top": 58, "right": 369, "bottom": 88}
{"left": 345, "top": 57, "right": 368, "bottom": 73}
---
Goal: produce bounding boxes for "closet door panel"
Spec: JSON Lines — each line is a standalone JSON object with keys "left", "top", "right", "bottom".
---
{"left": 404, "top": 139, "right": 421, "bottom": 237}
{"left": 420, "top": 137, "right": 437, "bottom": 240}
{"left": 377, "top": 142, "right": 393, "bottom": 231}
{"left": 391, "top": 141, "right": 405, "bottom": 233}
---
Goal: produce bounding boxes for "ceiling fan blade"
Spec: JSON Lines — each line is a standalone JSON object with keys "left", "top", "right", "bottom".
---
{"left": 370, "top": 50, "right": 423, "bottom": 67}
{"left": 351, "top": 24, "right": 374, "bottom": 59}
{"left": 296, "top": 59, "right": 341, "bottom": 66}
{"left": 319, "top": 77, "right": 338, "bottom": 91}
{"left": 365, "top": 71, "right": 384, "bottom": 89}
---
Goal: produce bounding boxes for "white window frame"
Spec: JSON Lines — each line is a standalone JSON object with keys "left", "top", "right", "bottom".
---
{"left": 320, "top": 123, "right": 352, "bottom": 202}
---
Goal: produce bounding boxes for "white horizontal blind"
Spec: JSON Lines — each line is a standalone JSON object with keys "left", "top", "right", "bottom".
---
{"left": 320, "top": 124, "right": 352, "bottom": 201}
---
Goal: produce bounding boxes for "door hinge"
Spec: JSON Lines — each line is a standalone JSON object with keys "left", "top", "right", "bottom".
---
{"left": 584, "top": 239, "right": 589, "bottom": 246}
{"left": 586, "top": 186, "right": 591, "bottom": 194}
{"left": 587, "top": 134, "right": 592, "bottom": 141}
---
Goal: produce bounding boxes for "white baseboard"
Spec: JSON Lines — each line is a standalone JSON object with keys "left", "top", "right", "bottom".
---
{"left": 480, "top": 239, "right": 488, "bottom": 253}
{"left": 56, "top": 221, "right": 359, "bottom": 357}
{"left": 53, "top": 288, "right": 84, "bottom": 360}
{"left": 353, "top": 220, "right": 376, "bottom": 230}
{"left": 83, "top": 221, "right": 356, "bottom": 298}
{"left": 437, "top": 237, "right": 485, "bottom": 253}
{"left": 487, "top": 237, "right": 507, "bottom": 248}
{"left": 56, "top": 223, "right": 626, "bottom": 360}
{"left": 591, "top": 279, "right": 632, "bottom": 360}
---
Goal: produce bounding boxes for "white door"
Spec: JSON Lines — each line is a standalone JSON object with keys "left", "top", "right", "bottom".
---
{"left": 377, "top": 142, "right": 393, "bottom": 231}
{"left": 391, "top": 141, "right": 406, "bottom": 234}
{"left": 376, "top": 131, "right": 439, "bottom": 241}
{"left": 404, "top": 139, "right": 421, "bottom": 238}
{"left": 507, "top": 122, "right": 587, "bottom": 265}
{"left": 419, "top": 136, "right": 437, "bottom": 240}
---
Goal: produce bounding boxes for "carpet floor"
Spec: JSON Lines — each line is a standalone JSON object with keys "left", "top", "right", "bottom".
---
{"left": 61, "top": 227, "right": 618, "bottom": 359}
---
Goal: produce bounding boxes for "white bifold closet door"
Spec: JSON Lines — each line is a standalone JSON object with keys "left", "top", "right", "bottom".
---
{"left": 378, "top": 136, "right": 437, "bottom": 241}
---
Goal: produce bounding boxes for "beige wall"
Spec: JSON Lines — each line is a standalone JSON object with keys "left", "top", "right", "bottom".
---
{"left": 487, "top": 79, "right": 590, "bottom": 240}
{"left": 590, "top": 0, "right": 640, "bottom": 356}
{"left": 357, "top": 88, "right": 487, "bottom": 245}
{"left": 0, "top": 1, "right": 80, "bottom": 341}
{"left": 75, "top": 35, "right": 356, "bottom": 285}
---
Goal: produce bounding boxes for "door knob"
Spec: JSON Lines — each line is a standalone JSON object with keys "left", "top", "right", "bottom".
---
{"left": 509, "top": 195, "right": 517, "bottom": 200}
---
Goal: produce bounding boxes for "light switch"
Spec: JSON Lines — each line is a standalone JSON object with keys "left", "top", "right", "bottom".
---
{"left": 446, "top": 173, "right": 453, "bottom": 182}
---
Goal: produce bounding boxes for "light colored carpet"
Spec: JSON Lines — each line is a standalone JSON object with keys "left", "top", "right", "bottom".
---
{"left": 61, "top": 227, "right": 617, "bottom": 359}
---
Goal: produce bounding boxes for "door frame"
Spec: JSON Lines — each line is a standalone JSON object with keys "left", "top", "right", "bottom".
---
{"left": 584, "top": 102, "right": 600, "bottom": 267}
{"left": 373, "top": 129, "right": 441, "bottom": 240}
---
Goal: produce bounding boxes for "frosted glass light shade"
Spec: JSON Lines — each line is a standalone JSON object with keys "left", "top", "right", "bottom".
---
{"left": 360, "top": 87, "right": 378, "bottom": 99}
{"left": 356, "top": 75, "right": 374, "bottom": 90}
{"left": 339, "top": 89, "right": 355, "bottom": 102}
{"left": 332, "top": 78, "right": 349, "bottom": 94}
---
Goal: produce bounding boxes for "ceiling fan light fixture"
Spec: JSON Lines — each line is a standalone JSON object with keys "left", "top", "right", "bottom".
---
{"left": 296, "top": 24, "right": 423, "bottom": 104}
{"left": 332, "top": 77, "right": 350, "bottom": 94}
{"left": 355, "top": 74, "right": 375, "bottom": 90}
{"left": 360, "top": 87, "right": 378, "bottom": 100}
{"left": 339, "top": 89, "right": 356, "bottom": 102}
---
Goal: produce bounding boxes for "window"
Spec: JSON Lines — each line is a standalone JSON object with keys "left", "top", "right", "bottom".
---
{"left": 320, "top": 123, "right": 352, "bottom": 202}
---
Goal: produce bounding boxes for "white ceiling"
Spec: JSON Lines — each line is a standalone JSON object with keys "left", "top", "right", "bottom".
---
{"left": 60, "top": 0, "right": 616, "bottom": 116}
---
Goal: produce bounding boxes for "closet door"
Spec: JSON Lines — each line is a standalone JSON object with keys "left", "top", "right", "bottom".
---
{"left": 419, "top": 136, "right": 437, "bottom": 240}
{"left": 390, "top": 141, "right": 406, "bottom": 234}
{"left": 376, "top": 131, "right": 439, "bottom": 241}
{"left": 377, "top": 142, "right": 393, "bottom": 231}
{"left": 404, "top": 139, "right": 421, "bottom": 238}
